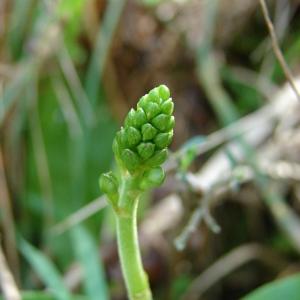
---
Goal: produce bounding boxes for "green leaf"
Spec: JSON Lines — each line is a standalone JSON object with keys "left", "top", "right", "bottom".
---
{"left": 85, "top": 0, "right": 126, "bottom": 103}
{"left": 57, "top": 0, "right": 85, "bottom": 17}
{"left": 57, "top": 0, "right": 86, "bottom": 61}
{"left": 8, "top": 0, "right": 35, "bottom": 58}
{"left": 242, "top": 273, "right": 300, "bottom": 300}
{"left": 71, "top": 226, "right": 109, "bottom": 300}
{"left": 0, "top": 291, "right": 87, "bottom": 300}
{"left": 19, "top": 239, "right": 71, "bottom": 300}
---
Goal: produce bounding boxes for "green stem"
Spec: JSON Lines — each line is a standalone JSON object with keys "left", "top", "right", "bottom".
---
{"left": 115, "top": 177, "right": 152, "bottom": 300}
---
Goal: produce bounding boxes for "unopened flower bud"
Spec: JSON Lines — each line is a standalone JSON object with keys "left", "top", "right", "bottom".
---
{"left": 154, "top": 131, "right": 173, "bottom": 149}
{"left": 146, "top": 149, "right": 168, "bottom": 167}
{"left": 141, "top": 123, "right": 157, "bottom": 141}
{"left": 137, "top": 95, "right": 148, "bottom": 110}
{"left": 144, "top": 102, "right": 160, "bottom": 120}
{"left": 125, "top": 108, "right": 147, "bottom": 128}
{"left": 99, "top": 172, "right": 118, "bottom": 195}
{"left": 140, "top": 167, "right": 165, "bottom": 189}
{"left": 158, "top": 84, "right": 170, "bottom": 101}
{"left": 148, "top": 88, "right": 161, "bottom": 104}
{"left": 137, "top": 142, "right": 155, "bottom": 160}
{"left": 121, "top": 149, "right": 140, "bottom": 172}
{"left": 151, "top": 114, "right": 175, "bottom": 132}
{"left": 116, "top": 128, "right": 127, "bottom": 149}
{"left": 134, "top": 108, "right": 147, "bottom": 127}
{"left": 124, "top": 109, "right": 135, "bottom": 127}
{"left": 125, "top": 126, "right": 141, "bottom": 147}
{"left": 161, "top": 99, "right": 174, "bottom": 115}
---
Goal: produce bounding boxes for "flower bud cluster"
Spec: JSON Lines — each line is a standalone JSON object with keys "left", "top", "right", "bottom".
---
{"left": 113, "top": 85, "right": 174, "bottom": 175}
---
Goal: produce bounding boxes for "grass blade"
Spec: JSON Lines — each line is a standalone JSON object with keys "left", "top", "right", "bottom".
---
{"left": 0, "top": 291, "right": 87, "bottom": 300}
{"left": 243, "top": 273, "right": 300, "bottom": 300}
{"left": 84, "top": 0, "right": 126, "bottom": 103}
{"left": 71, "top": 226, "right": 108, "bottom": 300}
{"left": 19, "top": 238, "right": 71, "bottom": 300}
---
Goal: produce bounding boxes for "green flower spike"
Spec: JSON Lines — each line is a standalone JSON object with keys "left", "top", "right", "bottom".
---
{"left": 113, "top": 84, "right": 175, "bottom": 175}
{"left": 99, "top": 85, "right": 174, "bottom": 300}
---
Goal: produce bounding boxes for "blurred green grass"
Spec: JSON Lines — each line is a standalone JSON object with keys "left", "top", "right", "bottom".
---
{"left": 2, "top": 0, "right": 121, "bottom": 297}
{"left": 1, "top": 0, "right": 300, "bottom": 299}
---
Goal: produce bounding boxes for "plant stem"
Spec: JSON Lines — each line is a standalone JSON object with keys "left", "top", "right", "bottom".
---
{"left": 116, "top": 177, "right": 152, "bottom": 300}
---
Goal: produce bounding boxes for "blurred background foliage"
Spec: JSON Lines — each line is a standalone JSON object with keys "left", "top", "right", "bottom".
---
{"left": 1, "top": 0, "right": 300, "bottom": 299}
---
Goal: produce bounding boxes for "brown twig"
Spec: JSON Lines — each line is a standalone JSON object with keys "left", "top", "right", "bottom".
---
{"left": 0, "top": 146, "right": 20, "bottom": 282}
{"left": 50, "top": 196, "right": 107, "bottom": 236}
{"left": 0, "top": 240, "right": 21, "bottom": 300}
{"left": 259, "top": 0, "right": 300, "bottom": 102}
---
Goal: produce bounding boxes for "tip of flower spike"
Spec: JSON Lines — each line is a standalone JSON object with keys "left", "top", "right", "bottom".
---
{"left": 114, "top": 85, "right": 174, "bottom": 174}
{"left": 158, "top": 85, "right": 170, "bottom": 101}
{"left": 148, "top": 88, "right": 161, "bottom": 104}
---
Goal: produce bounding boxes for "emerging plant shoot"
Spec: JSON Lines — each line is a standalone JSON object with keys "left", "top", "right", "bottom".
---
{"left": 100, "top": 85, "right": 174, "bottom": 300}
